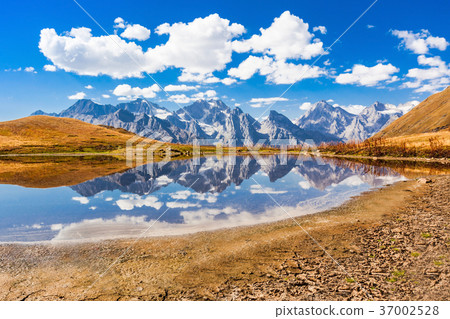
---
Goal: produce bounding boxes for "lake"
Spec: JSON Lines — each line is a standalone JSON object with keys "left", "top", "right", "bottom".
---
{"left": 0, "top": 155, "right": 407, "bottom": 243}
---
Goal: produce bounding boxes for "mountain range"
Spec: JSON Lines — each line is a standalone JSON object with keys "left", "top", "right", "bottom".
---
{"left": 32, "top": 98, "right": 416, "bottom": 145}
{"left": 294, "top": 100, "right": 416, "bottom": 141}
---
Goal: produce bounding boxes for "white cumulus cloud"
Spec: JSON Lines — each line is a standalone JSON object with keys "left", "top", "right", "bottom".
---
{"left": 164, "top": 84, "right": 197, "bottom": 92}
{"left": 191, "top": 90, "right": 217, "bottom": 100}
{"left": 335, "top": 63, "right": 399, "bottom": 87}
{"left": 168, "top": 90, "right": 217, "bottom": 104}
{"left": 228, "top": 55, "right": 326, "bottom": 84}
{"left": 395, "top": 100, "right": 420, "bottom": 113}
{"left": 250, "top": 97, "right": 288, "bottom": 104}
{"left": 228, "top": 56, "right": 272, "bottom": 80}
{"left": 313, "top": 26, "right": 327, "bottom": 34}
{"left": 39, "top": 27, "right": 155, "bottom": 79}
{"left": 43, "top": 64, "right": 57, "bottom": 72}
{"left": 232, "top": 11, "right": 325, "bottom": 61}
{"left": 250, "top": 97, "right": 288, "bottom": 108}
{"left": 38, "top": 13, "right": 333, "bottom": 87}
{"left": 403, "top": 55, "right": 450, "bottom": 93}
{"left": 39, "top": 14, "right": 245, "bottom": 80}
{"left": 169, "top": 94, "right": 192, "bottom": 104}
{"left": 113, "top": 83, "right": 161, "bottom": 98}
{"left": 221, "top": 77, "right": 237, "bottom": 85}
{"left": 68, "top": 92, "right": 86, "bottom": 100}
{"left": 336, "top": 104, "right": 366, "bottom": 115}
{"left": 152, "top": 14, "right": 245, "bottom": 74}
{"left": 177, "top": 72, "right": 237, "bottom": 86}
{"left": 391, "top": 29, "right": 448, "bottom": 54}
{"left": 299, "top": 102, "right": 313, "bottom": 111}
{"left": 120, "top": 24, "right": 151, "bottom": 41}
{"left": 266, "top": 59, "right": 325, "bottom": 84}
{"left": 114, "top": 17, "right": 126, "bottom": 29}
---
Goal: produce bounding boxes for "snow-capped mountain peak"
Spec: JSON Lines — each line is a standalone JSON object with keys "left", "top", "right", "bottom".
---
{"left": 296, "top": 99, "right": 415, "bottom": 142}
{"left": 31, "top": 96, "right": 415, "bottom": 145}
{"left": 117, "top": 98, "right": 172, "bottom": 119}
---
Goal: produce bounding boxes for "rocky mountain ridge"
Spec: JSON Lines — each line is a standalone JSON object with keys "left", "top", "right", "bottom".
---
{"left": 32, "top": 97, "right": 414, "bottom": 145}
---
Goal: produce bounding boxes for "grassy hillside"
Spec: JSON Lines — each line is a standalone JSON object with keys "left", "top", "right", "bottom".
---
{"left": 377, "top": 131, "right": 450, "bottom": 149}
{"left": 0, "top": 116, "right": 141, "bottom": 154}
{"left": 319, "top": 131, "right": 450, "bottom": 158}
{"left": 374, "top": 86, "right": 450, "bottom": 139}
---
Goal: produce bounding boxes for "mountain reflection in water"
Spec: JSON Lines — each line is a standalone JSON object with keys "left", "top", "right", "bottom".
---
{"left": 0, "top": 155, "right": 406, "bottom": 243}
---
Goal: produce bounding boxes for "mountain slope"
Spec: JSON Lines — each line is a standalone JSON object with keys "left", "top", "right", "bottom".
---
{"left": 295, "top": 101, "right": 356, "bottom": 141}
{"left": 117, "top": 98, "right": 172, "bottom": 119}
{"left": 374, "top": 86, "right": 450, "bottom": 139}
{"left": 296, "top": 100, "right": 409, "bottom": 142}
{"left": 174, "top": 99, "right": 265, "bottom": 145}
{"left": 260, "top": 110, "right": 337, "bottom": 144}
{"left": 215, "top": 107, "right": 266, "bottom": 145}
{"left": 0, "top": 115, "right": 137, "bottom": 154}
{"left": 352, "top": 101, "right": 403, "bottom": 140}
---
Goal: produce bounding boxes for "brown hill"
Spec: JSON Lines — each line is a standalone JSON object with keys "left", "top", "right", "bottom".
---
{"left": 374, "top": 86, "right": 450, "bottom": 139}
{"left": 0, "top": 115, "right": 138, "bottom": 154}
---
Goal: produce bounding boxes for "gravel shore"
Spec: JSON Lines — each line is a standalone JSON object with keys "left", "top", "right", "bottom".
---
{"left": 213, "top": 176, "right": 449, "bottom": 301}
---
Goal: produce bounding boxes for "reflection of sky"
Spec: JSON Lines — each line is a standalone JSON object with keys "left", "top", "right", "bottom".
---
{"left": 0, "top": 156, "right": 406, "bottom": 243}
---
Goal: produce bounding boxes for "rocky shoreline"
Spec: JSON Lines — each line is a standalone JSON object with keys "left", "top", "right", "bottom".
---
{"left": 213, "top": 176, "right": 449, "bottom": 301}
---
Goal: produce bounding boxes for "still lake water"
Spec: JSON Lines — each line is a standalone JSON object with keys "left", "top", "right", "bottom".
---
{"left": 0, "top": 156, "right": 406, "bottom": 243}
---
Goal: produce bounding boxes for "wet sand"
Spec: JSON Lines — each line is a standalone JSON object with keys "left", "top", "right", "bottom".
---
{"left": 0, "top": 175, "right": 448, "bottom": 301}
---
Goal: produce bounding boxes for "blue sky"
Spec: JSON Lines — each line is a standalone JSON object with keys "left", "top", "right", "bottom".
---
{"left": 0, "top": 0, "right": 449, "bottom": 121}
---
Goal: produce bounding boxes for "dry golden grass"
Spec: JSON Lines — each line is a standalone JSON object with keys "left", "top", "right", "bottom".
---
{"left": 321, "top": 131, "right": 450, "bottom": 158}
{"left": 0, "top": 116, "right": 139, "bottom": 154}
{"left": 380, "top": 131, "right": 450, "bottom": 149}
